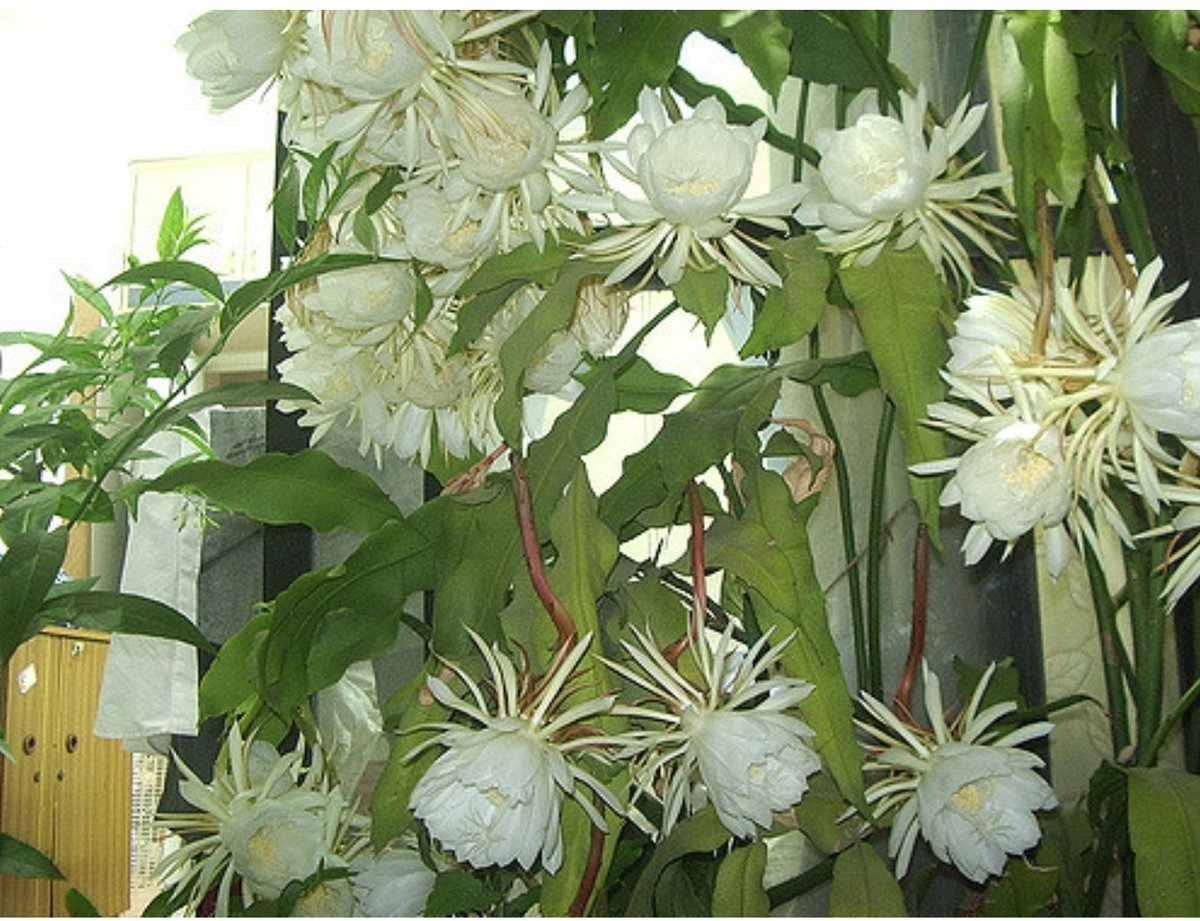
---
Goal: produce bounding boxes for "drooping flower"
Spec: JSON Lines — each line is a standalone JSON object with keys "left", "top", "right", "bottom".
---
{"left": 606, "top": 626, "right": 821, "bottom": 838}
{"left": 859, "top": 661, "right": 1057, "bottom": 883}
{"left": 407, "top": 632, "right": 619, "bottom": 873}
{"left": 580, "top": 88, "right": 804, "bottom": 288}
{"left": 795, "top": 87, "right": 1010, "bottom": 286}
{"left": 1116, "top": 317, "right": 1200, "bottom": 456}
{"left": 155, "top": 723, "right": 368, "bottom": 916}
{"left": 351, "top": 845, "right": 437, "bottom": 917}
{"left": 177, "top": 10, "right": 304, "bottom": 111}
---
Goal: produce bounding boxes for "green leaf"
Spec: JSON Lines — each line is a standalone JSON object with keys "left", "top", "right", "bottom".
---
{"left": 540, "top": 780, "right": 625, "bottom": 917}
{"left": 548, "top": 467, "right": 618, "bottom": 644}
{"left": 412, "top": 263, "right": 433, "bottom": 326}
{"left": 707, "top": 466, "right": 866, "bottom": 811}
{"left": 150, "top": 380, "right": 313, "bottom": 436}
{"left": 741, "top": 237, "right": 831, "bottom": 358}
{"left": 457, "top": 239, "right": 570, "bottom": 298}
{"left": 601, "top": 355, "right": 693, "bottom": 414}
{"left": 1134, "top": 11, "right": 1200, "bottom": 135}
{"left": 794, "top": 770, "right": 858, "bottom": 855}
{"left": 156, "top": 188, "right": 186, "bottom": 261}
{"left": 838, "top": 249, "right": 949, "bottom": 540}
{"left": 984, "top": 858, "right": 1059, "bottom": 917}
{"left": 1127, "top": 766, "right": 1200, "bottom": 916}
{"left": 0, "top": 833, "right": 64, "bottom": 879}
{"left": 31, "top": 591, "right": 214, "bottom": 654}
{"left": 0, "top": 527, "right": 68, "bottom": 663}
{"left": 351, "top": 207, "right": 379, "bottom": 253}
{"left": 146, "top": 449, "right": 402, "bottom": 533}
{"left": 62, "top": 273, "right": 114, "bottom": 325}
{"left": 628, "top": 807, "right": 733, "bottom": 916}
{"left": 785, "top": 352, "right": 880, "bottom": 398}
{"left": 105, "top": 259, "right": 225, "bottom": 304}
{"left": 671, "top": 263, "right": 730, "bottom": 341}
{"left": 371, "top": 668, "right": 445, "bottom": 846}
{"left": 999, "top": 12, "right": 1089, "bottom": 242}
{"left": 301, "top": 143, "right": 339, "bottom": 222}
{"left": 65, "top": 888, "right": 101, "bottom": 917}
{"left": 780, "top": 11, "right": 881, "bottom": 89}
{"left": 426, "top": 868, "right": 501, "bottom": 916}
{"left": 198, "top": 613, "right": 270, "bottom": 721}
{"left": 495, "top": 260, "right": 600, "bottom": 446}
{"left": 584, "top": 11, "right": 693, "bottom": 139}
{"left": 830, "top": 842, "right": 907, "bottom": 916}
{"left": 712, "top": 842, "right": 770, "bottom": 916}
{"left": 701, "top": 11, "right": 793, "bottom": 99}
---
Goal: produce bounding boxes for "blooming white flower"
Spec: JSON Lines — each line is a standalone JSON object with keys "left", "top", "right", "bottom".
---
{"left": 322, "top": 11, "right": 438, "bottom": 103}
{"left": 351, "top": 846, "right": 437, "bottom": 917}
{"left": 177, "top": 10, "right": 302, "bottom": 111}
{"left": 606, "top": 627, "right": 820, "bottom": 838}
{"left": 860, "top": 661, "right": 1057, "bottom": 883}
{"left": 582, "top": 89, "right": 804, "bottom": 288}
{"left": 408, "top": 632, "right": 619, "bottom": 873}
{"left": 297, "top": 260, "right": 416, "bottom": 336}
{"left": 921, "top": 420, "right": 1073, "bottom": 576}
{"left": 155, "top": 723, "right": 368, "bottom": 915}
{"left": 795, "top": 87, "right": 1010, "bottom": 285}
{"left": 1117, "top": 317, "right": 1200, "bottom": 454}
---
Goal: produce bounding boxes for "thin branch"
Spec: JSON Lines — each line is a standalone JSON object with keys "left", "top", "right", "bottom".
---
{"left": 1086, "top": 167, "right": 1138, "bottom": 291}
{"left": 1033, "top": 183, "right": 1056, "bottom": 357}
{"left": 664, "top": 480, "right": 707, "bottom": 666}
{"left": 567, "top": 795, "right": 607, "bottom": 916}
{"left": 509, "top": 450, "right": 576, "bottom": 650}
{"left": 894, "top": 522, "right": 930, "bottom": 712}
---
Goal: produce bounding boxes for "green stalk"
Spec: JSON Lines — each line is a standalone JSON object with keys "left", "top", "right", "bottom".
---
{"left": 963, "top": 12, "right": 995, "bottom": 102}
{"left": 1138, "top": 672, "right": 1200, "bottom": 767}
{"left": 1083, "top": 534, "right": 1132, "bottom": 756}
{"left": 1109, "top": 166, "right": 1158, "bottom": 270}
{"left": 837, "top": 12, "right": 904, "bottom": 114}
{"left": 810, "top": 330, "right": 868, "bottom": 691}
{"left": 866, "top": 397, "right": 895, "bottom": 697}
{"left": 767, "top": 854, "right": 835, "bottom": 909}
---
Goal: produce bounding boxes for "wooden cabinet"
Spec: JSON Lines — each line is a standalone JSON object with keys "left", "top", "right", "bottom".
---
{"left": 0, "top": 629, "right": 131, "bottom": 916}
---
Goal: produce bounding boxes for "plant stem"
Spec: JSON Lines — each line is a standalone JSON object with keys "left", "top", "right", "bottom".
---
{"left": 895, "top": 523, "right": 930, "bottom": 712}
{"left": 767, "top": 854, "right": 835, "bottom": 908}
{"left": 567, "top": 796, "right": 607, "bottom": 916}
{"left": 664, "top": 480, "right": 707, "bottom": 666}
{"left": 1108, "top": 166, "right": 1157, "bottom": 269}
{"left": 963, "top": 12, "right": 995, "bottom": 103}
{"left": 509, "top": 451, "right": 576, "bottom": 649}
{"left": 1033, "top": 183, "right": 1056, "bottom": 357}
{"left": 838, "top": 12, "right": 904, "bottom": 114}
{"left": 1138, "top": 672, "right": 1200, "bottom": 767}
{"left": 810, "top": 331, "right": 868, "bottom": 691}
{"left": 1085, "top": 167, "right": 1138, "bottom": 290}
{"left": 1083, "top": 534, "right": 1132, "bottom": 756}
{"left": 866, "top": 398, "right": 895, "bottom": 696}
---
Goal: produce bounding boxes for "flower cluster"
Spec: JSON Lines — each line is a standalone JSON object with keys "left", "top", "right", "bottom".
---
{"left": 916, "top": 255, "right": 1200, "bottom": 597}
{"left": 859, "top": 661, "right": 1057, "bottom": 883}
{"left": 155, "top": 722, "right": 434, "bottom": 916}
{"left": 178, "top": 11, "right": 805, "bottom": 468}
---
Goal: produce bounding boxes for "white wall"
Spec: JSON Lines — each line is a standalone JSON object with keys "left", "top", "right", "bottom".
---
{"left": 0, "top": 7, "right": 276, "bottom": 341}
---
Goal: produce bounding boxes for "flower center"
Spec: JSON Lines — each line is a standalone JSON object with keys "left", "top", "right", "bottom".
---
{"left": 949, "top": 778, "right": 993, "bottom": 817}
{"left": 1001, "top": 446, "right": 1053, "bottom": 497}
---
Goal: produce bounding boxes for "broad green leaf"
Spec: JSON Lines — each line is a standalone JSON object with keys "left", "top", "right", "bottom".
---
{"left": 301, "top": 142, "right": 339, "bottom": 222}
{"left": 627, "top": 807, "right": 732, "bottom": 916}
{"left": 156, "top": 188, "right": 185, "bottom": 261}
{"left": 708, "top": 466, "right": 866, "bottom": 810}
{"left": 671, "top": 263, "right": 730, "bottom": 341}
{"left": 449, "top": 279, "right": 526, "bottom": 354}
{"left": 0, "top": 833, "right": 64, "bottom": 879}
{"left": 540, "top": 775, "right": 626, "bottom": 917}
{"left": 1127, "top": 766, "right": 1200, "bottom": 916}
{"left": 31, "top": 591, "right": 214, "bottom": 654}
{"left": 495, "top": 261, "right": 601, "bottom": 446}
{"left": 614, "top": 357, "right": 691, "bottom": 414}
{"left": 584, "top": 11, "right": 693, "bottom": 139}
{"left": 712, "top": 842, "right": 770, "bottom": 916}
{"left": 984, "top": 858, "right": 1059, "bottom": 917}
{"left": 198, "top": 613, "right": 270, "bottom": 721}
{"left": 548, "top": 467, "right": 618, "bottom": 644}
{"left": 457, "top": 239, "right": 570, "bottom": 298}
{"left": 830, "top": 842, "right": 907, "bottom": 916}
{"left": 784, "top": 351, "right": 880, "bottom": 398}
{"left": 703, "top": 11, "right": 792, "bottom": 100}
{"left": 741, "top": 237, "right": 832, "bottom": 358}
{"left": 794, "top": 770, "right": 859, "bottom": 855}
{"left": 425, "top": 869, "right": 501, "bottom": 916}
{"left": 412, "top": 262, "right": 433, "bottom": 326}
{"left": 65, "top": 888, "right": 101, "bottom": 917}
{"left": 1000, "top": 12, "right": 1088, "bottom": 242}
{"left": 371, "top": 668, "right": 445, "bottom": 846}
{"left": 780, "top": 11, "right": 880, "bottom": 89}
{"left": 838, "top": 249, "right": 949, "bottom": 540}
{"left": 260, "top": 517, "right": 435, "bottom": 717}
{"left": 149, "top": 380, "right": 313, "bottom": 438}
{"left": 62, "top": 273, "right": 114, "bottom": 325}
{"left": 1134, "top": 11, "right": 1200, "bottom": 136}
{"left": 0, "top": 527, "right": 68, "bottom": 663}
{"left": 105, "top": 259, "right": 225, "bottom": 304}
{"left": 152, "top": 305, "right": 218, "bottom": 379}
{"left": 146, "top": 449, "right": 402, "bottom": 533}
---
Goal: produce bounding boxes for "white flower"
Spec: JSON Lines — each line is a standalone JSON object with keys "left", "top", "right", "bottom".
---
{"left": 795, "top": 87, "right": 1010, "bottom": 285}
{"left": 933, "top": 421, "right": 1072, "bottom": 575}
{"left": 584, "top": 89, "right": 804, "bottom": 288}
{"left": 1117, "top": 317, "right": 1200, "bottom": 453}
{"left": 570, "top": 276, "right": 630, "bottom": 356}
{"left": 294, "top": 874, "right": 356, "bottom": 916}
{"left": 352, "top": 847, "right": 436, "bottom": 917}
{"left": 297, "top": 260, "right": 415, "bottom": 335}
{"left": 606, "top": 627, "right": 820, "bottom": 838}
{"left": 322, "top": 11, "right": 436, "bottom": 103}
{"left": 408, "top": 632, "right": 619, "bottom": 873}
{"left": 155, "top": 724, "right": 367, "bottom": 915}
{"left": 177, "top": 11, "right": 301, "bottom": 111}
{"left": 395, "top": 186, "right": 493, "bottom": 275}
{"left": 860, "top": 661, "right": 1057, "bottom": 883}
{"left": 221, "top": 800, "right": 330, "bottom": 900}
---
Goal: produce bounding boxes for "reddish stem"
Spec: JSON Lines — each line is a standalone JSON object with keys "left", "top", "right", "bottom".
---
{"left": 664, "top": 480, "right": 707, "bottom": 666}
{"left": 894, "top": 522, "right": 930, "bottom": 712}
{"left": 510, "top": 450, "right": 576, "bottom": 649}
{"left": 567, "top": 796, "right": 607, "bottom": 916}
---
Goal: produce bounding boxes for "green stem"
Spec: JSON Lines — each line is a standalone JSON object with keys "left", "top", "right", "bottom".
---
{"left": 1138, "top": 673, "right": 1200, "bottom": 767}
{"left": 767, "top": 854, "right": 835, "bottom": 909}
{"left": 810, "top": 330, "right": 868, "bottom": 691}
{"left": 792, "top": 80, "right": 812, "bottom": 184}
{"left": 866, "top": 397, "right": 895, "bottom": 697}
{"left": 1109, "top": 166, "right": 1158, "bottom": 270}
{"left": 1083, "top": 533, "right": 1132, "bottom": 756}
{"left": 1082, "top": 792, "right": 1125, "bottom": 916}
{"left": 837, "top": 12, "right": 905, "bottom": 114}
{"left": 963, "top": 12, "right": 995, "bottom": 102}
